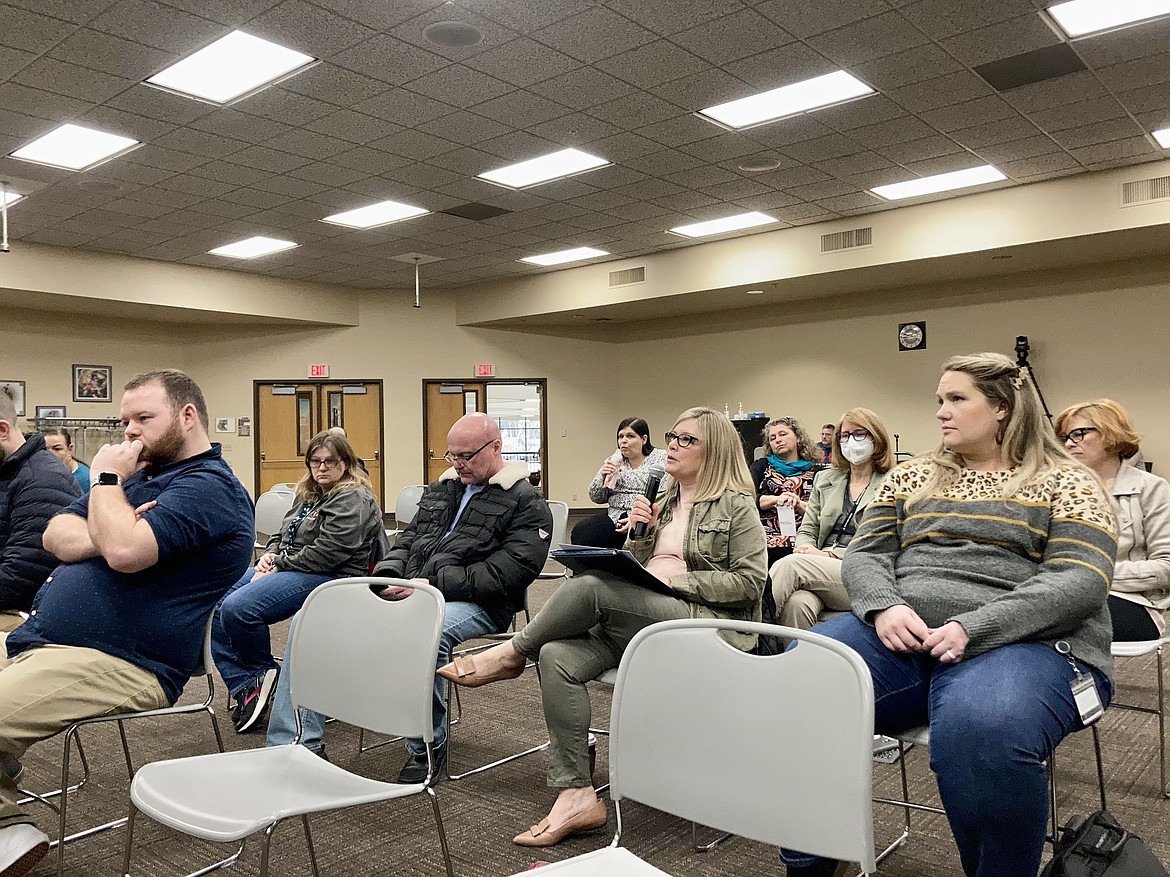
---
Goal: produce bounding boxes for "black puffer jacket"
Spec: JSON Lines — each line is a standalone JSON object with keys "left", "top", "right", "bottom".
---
{"left": 374, "top": 461, "right": 552, "bottom": 626}
{"left": 0, "top": 433, "right": 82, "bottom": 611}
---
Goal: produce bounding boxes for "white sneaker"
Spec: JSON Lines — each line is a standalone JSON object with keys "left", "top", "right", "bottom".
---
{"left": 0, "top": 823, "right": 49, "bottom": 877}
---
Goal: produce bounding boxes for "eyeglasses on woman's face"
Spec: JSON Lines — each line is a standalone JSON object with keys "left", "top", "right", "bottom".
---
{"left": 1057, "top": 427, "right": 1098, "bottom": 445}
{"left": 308, "top": 456, "right": 341, "bottom": 470}
{"left": 839, "top": 428, "right": 872, "bottom": 441}
{"left": 665, "top": 431, "right": 700, "bottom": 448}
{"left": 443, "top": 439, "right": 493, "bottom": 466}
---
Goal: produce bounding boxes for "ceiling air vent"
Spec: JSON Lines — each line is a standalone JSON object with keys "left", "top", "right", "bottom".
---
{"left": 609, "top": 266, "right": 645, "bottom": 287}
{"left": 1121, "top": 176, "right": 1170, "bottom": 207}
{"left": 821, "top": 227, "right": 873, "bottom": 254}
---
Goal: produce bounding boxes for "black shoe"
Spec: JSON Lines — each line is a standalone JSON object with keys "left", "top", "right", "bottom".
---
{"left": 786, "top": 859, "right": 846, "bottom": 877}
{"left": 233, "top": 668, "right": 279, "bottom": 734}
{"left": 1, "top": 754, "right": 22, "bottom": 784}
{"left": 397, "top": 746, "right": 446, "bottom": 786}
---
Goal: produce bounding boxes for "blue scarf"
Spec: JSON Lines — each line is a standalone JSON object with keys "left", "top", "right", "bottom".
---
{"left": 767, "top": 455, "right": 814, "bottom": 477}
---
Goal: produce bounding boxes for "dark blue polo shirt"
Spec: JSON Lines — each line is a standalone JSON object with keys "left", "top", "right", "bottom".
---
{"left": 8, "top": 444, "right": 254, "bottom": 703}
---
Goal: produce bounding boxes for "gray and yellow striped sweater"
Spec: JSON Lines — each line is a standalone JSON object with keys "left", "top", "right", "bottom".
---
{"left": 843, "top": 459, "right": 1118, "bottom": 680}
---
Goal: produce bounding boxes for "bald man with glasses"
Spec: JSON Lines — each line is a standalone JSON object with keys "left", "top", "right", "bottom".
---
{"left": 265, "top": 413, "right": 552, "bottom": 784}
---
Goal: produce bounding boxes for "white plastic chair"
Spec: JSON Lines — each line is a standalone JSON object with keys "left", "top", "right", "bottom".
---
{"left": 123, "top": 578, "right": 453, "bottom": 877}
{"left": 503, "top": 619, "right": 877, "bottom": 876}
{"left": 253, "top": 487, "right": 294, "bottom": 549}
{"left": 1109, "top": 635, "right": 1169, "bottom": 797}
{"left": 17, "top": 613, "right": 224, "bottom": 877}
{"left": 385, "top": 485, "right": 426, "bottom": 544}
{"left": 537, "top": 500, "right": 570, "bottom": 579}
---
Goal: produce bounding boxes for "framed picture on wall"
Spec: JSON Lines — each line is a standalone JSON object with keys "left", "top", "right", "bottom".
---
{"left": 0, "top": 381, "right": 25, "bottom": 416}
{"left": 72, "top": 364, "right": 112, "bottom": 402}
{"left": 35, "top": 405, "right": 67, "bottom": 419}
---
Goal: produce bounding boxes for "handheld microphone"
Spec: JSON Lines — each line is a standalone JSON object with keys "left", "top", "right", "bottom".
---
{"left": 631, "top": 464, "right": 665, "bottom": 540}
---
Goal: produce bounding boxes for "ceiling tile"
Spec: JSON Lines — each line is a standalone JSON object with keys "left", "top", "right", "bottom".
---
{"left": 78, "top": 106, "right": 177, "bottom": 142}
{"left": 850, "top": 42, "right": 965, "bottom": 91}
{"left": 277, "top": 62, "right": 387, "bottom": 107}
{"left": 189, "top": 109, "right": 293, "bottom": 145}
{"left": 262, "top": 127, "right": 349, "bottom": 159}
{"left": 153, "top": 126, "right": 250, "bottom": 159}
{"left": 331, "top": 34, "right": 450, "bottom": 87}
{"left": 157, "top": 0, "right": 281, "bottom": 25}
{"left": 245, "top": 0, "right": 377, "bottom": 58}
{"left": 12, "top": 56, "right": 134, "bottom": 104}
{"left": 939, "top": 14, "right": 1062, "bottom": 68}
{"left": 4, "top": 0, "right": 124, "bottom": 24}
{"left": 678, "top": 134, "right": 764, "bottom": 163}
{"left": 588, "top": 90, "right": 679, "bottom": 131}
{"left": 1096, "top": 52, "right": 1170, "bottom": 93}
{"left": 368, "top": 128, "right": 459, "bottom": 161}
{"left": 756, "top": 0, "right": 895, "bottom": 39}
{"left": 406, "top": 64, "right": 513, "bottom": 108}
{"left": 896, "top": 0, "right": 1031, "bottom": 40}
{"left": 886, "top": 69, "right": 994, "bottom": 113}
{"left": 0, "top": 82, "right": 97, "bottom": 123}
{"left": 596, "top": 40, "right": 710, "bottom": 90}
{"left": 745, "top": 115, "right": 839, "bottom": 147}
{"left": 999, "top": 152, "right": 1082, "bottom": 178}
{"left": 874, "top": 134, "right": 965, "bottom": 164}
{"left": 460, "top": 0, "right": 597, "bottom": 33}
{"left": 671, "top": 8, "right": 796, "bottom": 65}
{"left": 633, "top": 114, "right": 721, "bottom": 149}
{"left": 125, "top": 144, "right": 210, "bottom": 172}
{"left": 351, "top": 89, "right": 456, "bottom": 126}
{"left": 388, "top": 6, "right": 520, "bottom": 62}
{"left": 227, "top": 144, "right": 311, "bottom": 173}
{"left": 807, "top": 12, "right": 930, "bottom": 66}
{"left": 154, "top": 174, "right": 236, "bottom": 197}
{"left": 527, "top": 65, "right": 636, "bottom": 111}
{"left": 235, "top": 87, "right": 336, "bottom": 126}
{"left": 974, "top": 134, "right": 1070, "bottom": 163}
{"left": 47, "top": 28, "right": 177, "bottom": 80}
{"left": 186, "top": 159, "right": 270, "bottom": 185}
{"left": 814, "top": 94, "right": 907, "bottom": 132}
{"left": 0, "top": 5, "right": 80, "bottom": 54}
{"left": 624, "top": 148, "right": 706, "bottom": 176}
{"left": 919, "top": 95, "right": 1021, "bottom": 133}
{"left": 104, "top": 85, "right": 216, "bottom": 126}
{"left": 780, "top": 133, "right": 865, "bottom": 163}
{"left": 304, "top": 108, "right": 398, "bottom": 145}
{"left": 650, "top": 68, "right": 754, "bottom": 114}
{"left": 948, "top": 116, "right": 1045, "bottom": 150}
{"left": 812, "top": 149, "right": 898, "bottom": 176}
{"left": 1069, "top": 136, "right": 1160, "bottom": 166}
{"left": 0, "top": 45, "right": 37, "bottom": 82}
{"left": 472, "top": 89, "right": 570, "bottom": 128}
{"left": 287, "top": 161, "right": 369, "bottom": 187}
{"left": 327, "top": 145, "right": 409, "bottom": 173}
{"left": 89, "top": 0, "right": 226, "bottom": 54}
{"left": 1028, "top": 97, "right": 1130, "bottom": 135}
{"left": 529, "top": 6, "right": 657, "bottom": 64}
{"left": 1049, "top": 118, "right": 1147, "bottom": 151}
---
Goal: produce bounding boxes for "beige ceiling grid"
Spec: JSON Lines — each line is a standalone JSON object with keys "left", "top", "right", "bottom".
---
{"left": 0, "top": 0, "right": 1167, "bottom": 288}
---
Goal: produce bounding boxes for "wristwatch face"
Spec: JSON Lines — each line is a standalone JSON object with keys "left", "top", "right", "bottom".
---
{"left": 97, "top": 471, "right": 120, "bottom": 485}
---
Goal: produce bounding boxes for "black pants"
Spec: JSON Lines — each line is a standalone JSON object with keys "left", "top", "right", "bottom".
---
{"left": 571, "top": 512, "right": 627, "bottom": 548}
{"left": 1109, "top": 594, "right": 1162, "bottom": 642}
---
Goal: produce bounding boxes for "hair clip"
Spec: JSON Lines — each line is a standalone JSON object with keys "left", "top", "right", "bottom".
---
{"left": 1010, "top": 367, "right": 1026, "bottom": 390}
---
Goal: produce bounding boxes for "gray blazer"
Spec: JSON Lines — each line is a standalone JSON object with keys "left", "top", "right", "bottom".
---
{"left": 794, "top": 467, "right": 886, "bottom": 558}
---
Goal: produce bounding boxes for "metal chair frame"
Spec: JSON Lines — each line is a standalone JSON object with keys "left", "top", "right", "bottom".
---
{"left": 1108, "top": 637, "right": 1169, "bottom": 798}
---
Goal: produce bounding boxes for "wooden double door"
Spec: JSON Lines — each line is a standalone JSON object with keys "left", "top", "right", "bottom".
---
{"left": 255, "top": 380, "right": 384, "bottom": 507}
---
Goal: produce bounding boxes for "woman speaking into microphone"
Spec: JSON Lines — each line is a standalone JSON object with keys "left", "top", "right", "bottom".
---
{"left": 437, "top": 406, "right": 767, "bottom": 847}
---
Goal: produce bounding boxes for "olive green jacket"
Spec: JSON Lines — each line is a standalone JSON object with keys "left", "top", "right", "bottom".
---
{"left": 628, "top": 487, "right": 767, "bottom": 651}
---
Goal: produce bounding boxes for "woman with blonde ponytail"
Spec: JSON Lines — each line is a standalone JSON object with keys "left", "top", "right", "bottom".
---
{"left": 782, "top": 352, "right": 1118, "bottom": 877}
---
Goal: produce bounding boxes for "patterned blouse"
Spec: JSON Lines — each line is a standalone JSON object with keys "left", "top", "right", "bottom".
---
{"left": 588, "top": 448, "right": 668, "bottom": 521}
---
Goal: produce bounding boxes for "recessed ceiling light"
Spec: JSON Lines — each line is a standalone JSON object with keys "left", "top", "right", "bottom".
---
{"left": 321, "top": 200, "right": 429, "bottom": 229}
{"left": 423, "top": 21, "right": 484, "bottom": 47}
{"left": 1045, "top": 0, "right": 1170, "bottom": 37}
{"left": 208, "top": 236, "right": 298, "bottom": 259}
{"left": 869, "top": 165, "right": 1007, "bottom": 201}
{"left": 668, "top": 212, "right": 778, "bottom": 238}
{"left": 519, "top": 246, "right": 610, "bottom": 266}
{"left": 10, "top": 123, "right": 139, "bottom": 171}
{"left": 146, "top": 30, "right": 316, "bottom": 104}
{"left": 746, "top": 289, "right": 765, "bottom": 295}
{"left": 697, "top": 71, "right": 874, "bottom": 130}
{"left": 477, "top": 148, "right": 610, "bottom": 189}
{"left": 738, "top": 157, "right": 784, "bottom": 173}
{"left": 1154, "top": 127, "right": 1170, "bottom": 148}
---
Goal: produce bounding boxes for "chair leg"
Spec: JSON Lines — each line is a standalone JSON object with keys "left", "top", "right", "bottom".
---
{"left": 122, "top": 801, "right": 137, "bottom": 877}
{"left": 259, "top": 822, "right": 279, "bottom": 877}
{"left": 1091, "top": 724, "right": 1107, "bottom": 812}
{"left": 691, "top": 821, "right": 733, "bottom": 852}
{"left": 1049, "top": 750, "right": 1060, "bottom": 844}
{"left": 301, "top": 815, "right": 320, "bottom": 877}
{"left": 874, "top": 741, "right": 912, "bottom": 863}
{"left": 208, "top": 706, "right": 226, "bottom": 754}
{"left": 427, "top": 787, "right": 455, "bottom": 877}
{"left": 1158, "top": 646, "right": 1167, "bottom": 798}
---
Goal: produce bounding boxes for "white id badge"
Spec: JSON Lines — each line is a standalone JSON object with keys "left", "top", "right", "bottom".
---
{"left": 1071, "top": 673, "right": 1104, "bottom": 725}
{"left": 776, "top": 505, "right": 798, "bottom": 537}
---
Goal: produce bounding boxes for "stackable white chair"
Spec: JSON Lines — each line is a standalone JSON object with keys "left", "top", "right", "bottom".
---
{"left": 17, "top": 613, "right": 224, "bottom": 877}
{"left": 537, "top": 500, "right": 570, "bottom": 579}
{"left": 1109, "top": 635, "right": 1169, "bottom": 797}
{"left": 385, "top": 485, "right": 426, "bottom": 544}
{"left": 503, "top": 619, "right": 877, "bottom": 876}
{"left": 124, "top": 578, "right": 453, "bottom": 877}
{"left": 253, "top": 486, "right": 294, "bottom": 549}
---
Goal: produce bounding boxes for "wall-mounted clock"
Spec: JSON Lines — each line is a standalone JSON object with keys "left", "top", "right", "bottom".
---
{"left": 898, "top": 321, "right": 926, "bottom": 351}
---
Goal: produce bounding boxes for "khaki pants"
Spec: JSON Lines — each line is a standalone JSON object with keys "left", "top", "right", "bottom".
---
{"left": 769, "top": 553, "right": 852, "bottom": 631}
{"left": 0, "top": 644, "right": 166, "bottom": 828}
{"left": 513, "top": 572, "right": 690, "bottom": 788}
{"left": 0, "top": 610, "right": 27, "bottom": 671}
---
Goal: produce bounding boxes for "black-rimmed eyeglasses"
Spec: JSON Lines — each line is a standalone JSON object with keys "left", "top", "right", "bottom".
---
{"left": 1057, "top": 427, "right": 1098, "bottom": 445}
{"left": 665, "top": 431, "right": 700, "bottom": 448}
{"left": 443, "top": 440, "right": 494, "bottom": 465}
{"left": 839, "top": 429, "right": 872, "bottom": 441}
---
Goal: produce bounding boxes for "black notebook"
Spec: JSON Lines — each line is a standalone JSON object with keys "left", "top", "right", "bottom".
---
{"left": 549, "top": 546, "right": 676, "bottom": 596}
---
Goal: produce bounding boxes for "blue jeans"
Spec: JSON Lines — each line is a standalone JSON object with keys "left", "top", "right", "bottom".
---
{"left": 265, "top": 600, "right": 505, "bottom": 755}
{"left": 211, "top": 567, "right": 333, "bottom": 698}
{"left": 781, "top": 613, "right": 1112, "bottom": 877}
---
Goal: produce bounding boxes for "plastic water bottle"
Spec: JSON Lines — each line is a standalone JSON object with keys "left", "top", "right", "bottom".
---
{"left": 603, "top": 450, "right": 622, "bottom": 489}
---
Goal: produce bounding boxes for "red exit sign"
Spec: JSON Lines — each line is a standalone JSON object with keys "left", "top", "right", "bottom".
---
{"left": 475, "top": 363, "right": 494, "bottom": 377}
{"left": 308, "top": 364, "right": 329, "bottom": 378}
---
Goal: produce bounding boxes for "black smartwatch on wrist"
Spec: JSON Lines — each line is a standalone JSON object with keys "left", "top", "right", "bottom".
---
{"left": 92, "top": 471, "right": 123, "bottom": 488}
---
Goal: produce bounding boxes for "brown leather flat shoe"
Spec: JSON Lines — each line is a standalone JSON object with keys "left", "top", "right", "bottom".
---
{"left": 436, "top": 652, "right": 525, "bottom": 688}
{"left": 513, "top": 798, "right": 608, "bottom": 847}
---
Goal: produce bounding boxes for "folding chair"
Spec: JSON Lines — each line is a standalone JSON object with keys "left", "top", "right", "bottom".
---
{"left": 253, "top": 487, "right": 294, "bottom": 551}
{"left": 17, "top": 612, "right": 224, "bottom": 877}
{"left": 385, "top": 485, "right": 426, "bottom": 544}
{"left": 1109, "top": 635, "right": 1169, "bottom": 797}
{"left": 124, "top": 578, "right": 453, "bottom": 877}
{"left": 502, "top": 619, "right": 877, "bottom": 876}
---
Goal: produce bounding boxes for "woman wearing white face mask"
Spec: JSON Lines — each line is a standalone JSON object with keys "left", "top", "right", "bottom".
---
{"left": 769, "top": 408, "right": 894, "bottom": 631}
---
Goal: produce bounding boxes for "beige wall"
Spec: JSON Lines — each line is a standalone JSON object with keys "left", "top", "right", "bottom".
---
{"left": 3, "top": 257, "right": 1166, "bottom": 509}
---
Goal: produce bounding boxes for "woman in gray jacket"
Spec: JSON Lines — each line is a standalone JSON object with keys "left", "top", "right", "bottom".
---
{"left": 212, "top": 430, "right": 382, "bottom": 733}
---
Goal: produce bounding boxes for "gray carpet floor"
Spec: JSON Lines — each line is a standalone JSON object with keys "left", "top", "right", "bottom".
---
{"left": 14, "top": 574, "right": 1170, "bottom": 877}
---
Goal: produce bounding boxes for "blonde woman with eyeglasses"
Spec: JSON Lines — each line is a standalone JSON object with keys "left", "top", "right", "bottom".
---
{"left": 1055, "top": 399, "right": 1170, "bottom": 642}
{"left": 210, "top": 430, "right": 382, "bottom": 734}
{"left": 438, "top": 406, "right": 766, "bottom": 848}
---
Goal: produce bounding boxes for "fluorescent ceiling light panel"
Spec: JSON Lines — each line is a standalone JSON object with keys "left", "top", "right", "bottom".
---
{"left": 869, "top": 165, "right": 1007, "bottom": 201}
{"left": 697, "top": 71, "right": 874, "bottom": 129}
{"left": 1046, "top": 0, "right": 1170, "bottom": 36}
{"left": 1154, "top": 127, "right": 1170, "bottom": 148}
{"left": 146, "top": 30, "right": 316, "bottom": 104}
{"left": 208, "top": 236, "right": 298, "bottom": 259}
{"left": 478, "top": 148, "right": 610, "bottom": 188}
{"left": 322, "top": 200, "right": 429, "bottom": 229}
{"left": 10, "top": 124, "right": 139, "bottom": 171}
{"left": 669, "top": 212, "right": 778, "bottom": 238}
{"left": 519, "top": 246, "right": 609, "bottom": 266}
